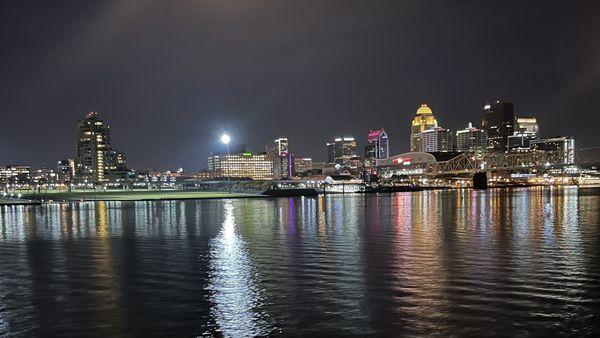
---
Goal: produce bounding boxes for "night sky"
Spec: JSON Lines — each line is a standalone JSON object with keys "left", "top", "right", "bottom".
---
{"left": 1, "top": 0, "right": 599, "bottom": 171}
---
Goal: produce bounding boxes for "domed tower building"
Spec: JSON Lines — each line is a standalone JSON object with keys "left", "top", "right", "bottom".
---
{"left": 410, "top": 104, "right": 438, "bottom": 152}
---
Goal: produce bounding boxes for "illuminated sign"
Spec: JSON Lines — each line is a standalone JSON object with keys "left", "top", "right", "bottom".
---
{"left": 392, "top": 157, "right": 412, "bottom": 166}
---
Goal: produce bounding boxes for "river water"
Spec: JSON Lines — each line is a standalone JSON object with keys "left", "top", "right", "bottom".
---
{"left": 1, "top": 187, "right": 599, "bottom": 336}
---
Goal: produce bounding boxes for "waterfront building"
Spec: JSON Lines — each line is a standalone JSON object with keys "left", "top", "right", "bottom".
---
{"left": 57, "top": 159, "right": 75, "bottom": 183}
{"left": 269, "top": 137, "right": 293, "bottom": 179}
{"left": 273, "top": 153, "right": 294, "bottom": 179}
{"left": 482, "top": 101, "right": 515, "bottom": 151}
{"left": 294, "top": 157, "right": 313, "bottom": 175}
{"left": 530, "top": 137, "right": 576, "bottom": 164}
{"left": 273, "top": 138, "right": 289, "bottom": 156}
{"left": 0, "top": 165, "right": 31, "bottom": 186}
{"left": 456, "top": 122, "right": 488, "bottom": 152}
{"left": 326, "top": 142, "right": 336, "bottom": 164}
{"left": 32, "top": 167, "right": 58, "bottom": 185}
{"left": 410, "top": 104, "right": 438, "bottom": 152}
{"left": 207, "top": 152, "right": 274, "bottom": 180}
{"left": 421, "top": 127, "right": 455, "bottom": 153}
{"left": 74, "top": 112, "right": 127, "bottom": 184}
{"left": 375, "top": 152, "right": 437, "bottom": 177}
{"left": 104, "top": 149, "right": 129, "bottom": 182}
{"left": 327, "top": 137, "right": 358, "bottom": 167}
{"left": 364, "top": 128, "right": 389, "bottom": 167}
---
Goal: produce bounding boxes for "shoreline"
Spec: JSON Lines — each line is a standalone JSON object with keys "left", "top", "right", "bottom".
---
{"left": 2, "top": 185, "right": 597, "bottom": 206}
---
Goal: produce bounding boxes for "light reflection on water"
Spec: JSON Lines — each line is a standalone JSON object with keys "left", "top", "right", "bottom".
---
{"left": 206, "top": 200, "right": 274, "bottom": 336}
{"left": 0, "top": 187, "right": 599, "bottom": 336}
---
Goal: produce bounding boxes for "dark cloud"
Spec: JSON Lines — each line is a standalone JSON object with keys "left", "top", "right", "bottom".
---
{"left": 1, "top": 0, "right": 599, "bottom": 170}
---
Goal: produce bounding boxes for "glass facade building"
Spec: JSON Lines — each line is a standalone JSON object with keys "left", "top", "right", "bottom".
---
{"left": 482, "top": 101, "right": 515, "bottom": 151}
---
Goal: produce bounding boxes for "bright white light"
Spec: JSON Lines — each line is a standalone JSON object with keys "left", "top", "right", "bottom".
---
{"left": 221, "top": 133, "right": 231, "bottom": 145}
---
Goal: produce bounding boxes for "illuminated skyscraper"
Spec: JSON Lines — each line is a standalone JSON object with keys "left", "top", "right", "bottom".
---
{"left": 270, "top": 137, "right": 293, "bottom": 179}
{"left": 365, "top": 128, "right": 389, "bottom": 166}
{"left": 456, "top": 122, "right": 488, "bottom": 152}
{"left": 274, "top": 137, "right": 289, "bottom": 156}
{"left": 482, "top": 101, "right": 515, "bottom": 151}
{"left": 515, "top": 117, "right": 539, "bottom": 138}
{"left": 326, "top": 142, "right": 336, "bottom": 164}
{"left": 333, "top": 137, "right": 357, "bottom": 166}
{"left": 410, "top": 104, "right": 438, "bottom": 152}
{"left": 74, "top": 112, "right": 126, "bottom": 183}
{"left": 421, "top": 127, "right": 454, "bottom": 152}
{"left": 508, "top": 116, "right": 540, "bottom": 152}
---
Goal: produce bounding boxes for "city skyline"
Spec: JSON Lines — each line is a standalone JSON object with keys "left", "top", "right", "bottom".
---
{"left": 0, "top": 98, "right": 583, "bottom": 172}
{"left": 2, "top": 3, "right": 600, "bottom": 337}
{"left": 1, "top": 1, "right": 599, "bottom": 170}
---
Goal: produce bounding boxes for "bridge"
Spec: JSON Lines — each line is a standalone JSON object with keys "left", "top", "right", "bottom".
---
{"left": 427, "top": 147, "right": 600, "bottom": 175}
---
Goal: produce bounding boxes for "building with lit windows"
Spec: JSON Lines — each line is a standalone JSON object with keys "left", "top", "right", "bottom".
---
{"left": 507, "top": 116, "right": 540, "bottom": 152}
{"left": 57, "top": 159, "right": 75, "bottom": 183}
{"left": 333, "top": 137, "right": 358, "bottom": 166}
{"left": 482, "top": 101, "right": 515, "bottom": 151}
{"left": 456, "top": 122, "right": 488, "bottom": 152}
{"left": 32, "top": 167, "right": 58, "bottom": 185}
{"left": 410, "top": 104, "right": 438, "bottom": 152}
{"left": 74, "top": 112, "right": 127, "bottom": 183}
{"left": 421, "top": 127, "right": 455, "bottom": 152}
{"left": 273, "top": 153, "right": 294, "bottom": 179}
{"left": 273, "top": 138, "right": 289, "bottom": 156}
{"left": 0, "top": 165, "right": 31, "bottom": 186}
{"left": 269, "top": 138, "right": 293, "bottom": 179}
{"left": 515, "top": 117, "right": 539, "bottom": 138}
{"left": 530, "top": 137, "right": 576, "bottom": 164}
{"left": 207, "top": 152, "right": 274, "bottom": 180}
{"left": 508, "top": 134, "right": 533, "bottom": 152}
{"left": 364, "top": 128, "right": 389, "bottom": 167}
{"left": 293, "top": 157, "right": 313, "bottom": 175}
{"left": 326, "top": 142, "right": 336, "bottom": 164}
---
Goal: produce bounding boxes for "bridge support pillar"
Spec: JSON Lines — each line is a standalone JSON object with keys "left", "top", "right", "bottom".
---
{"left": 473, "top": 171, "right": 488, "bottom": 190}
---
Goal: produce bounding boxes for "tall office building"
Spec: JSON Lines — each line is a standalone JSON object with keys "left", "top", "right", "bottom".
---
{"left": 273, "top": 153, "right": 294, "bottom": 179}
{"left": 270, "top": 137, "right": 293, "bottom": 179}
{"left": 74, "top": 112, "right": 127, "bottom": 183}
{"left": 365, "top": 128, "right": 389, "bottom": 166}
{"left": 456, "top": 122, "right": 488, "bottom": 152}
{"left": 410, "top": 104, "right": 438, "bottom": 152}
{"left": 481, "top": 101, "right": 515, "bottom": 151}
{"left": 326, "top": 142, "right": 336, "bottom": 164}
{"left": 515, "top": 117, "right": 539, "bottom": 138}
{"left": 508, "top": 116, "right": 539, "bottom": 152}
{"left": 421, "top": 127, "right": 455, "bottom": 152}
{"left": 274, "top": 138, "right": 289, "bottom": 156}
{"left": 331, "top": 137, "right": 357, "bottom": 166}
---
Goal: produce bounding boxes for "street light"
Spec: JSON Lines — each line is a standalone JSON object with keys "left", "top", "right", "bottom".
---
{"left": 221, "top": 133, "right": 231, "bottom": 193}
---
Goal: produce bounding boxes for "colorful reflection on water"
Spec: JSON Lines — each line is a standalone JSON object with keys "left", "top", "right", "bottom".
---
{"left": 0, "top": 187, "right": 599, "bottom": 336}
